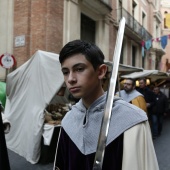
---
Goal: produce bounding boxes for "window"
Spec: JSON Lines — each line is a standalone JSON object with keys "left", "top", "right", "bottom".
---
{"left": 142, "top": 55, "right": 145, "bottom": 68}
{"left": 118, "top": 0, "right": 122, "bottom": 19}
{"left": 156, "top": 25, "right": 159, "bottom": 38}
{"left": 132, "top": 45, "right": 136, "bottom": 66}
{"left": 81, "top": 14, "right": 96, "bottom": 43}
{"left": 142, "top": 12, "right": 146, "bottom": 28}
{"left": 120, "top": 42, "right": 124, "bottom": 64}
{"left": 132, "top": 1, "right": 137, "bottom": 17}
{"left": 132, "top": 1, "right": 137, "bottom": 29}
{"left": 164, "top": 11, "right": 169, "bottom": 29}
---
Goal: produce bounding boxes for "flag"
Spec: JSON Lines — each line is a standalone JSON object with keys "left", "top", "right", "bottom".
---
{"left": 161, "top": 36, "right": 168, "bottom": 49}
{"left": 145, "top": 39, "right": 152, "bottom": 50}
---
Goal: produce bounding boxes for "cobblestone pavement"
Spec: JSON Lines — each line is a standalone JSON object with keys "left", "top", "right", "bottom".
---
{"left": 153, "top": 114, "right": 170, "bottom": 170}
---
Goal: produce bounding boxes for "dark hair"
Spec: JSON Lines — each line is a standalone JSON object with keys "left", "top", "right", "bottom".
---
{"left": 59, "top": 40, "right": 105, "bottom": 70}
{"left": 125, "top": 78, "right": 136, "bottom": 86}
{"left": 153, "top": 86, "right": 160, "bottom": 90}
{"left": 139, "top": 78, "right": 146, "bottom": 83}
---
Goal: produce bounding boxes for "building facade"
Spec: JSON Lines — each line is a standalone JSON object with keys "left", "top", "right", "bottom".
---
{"left": 160, "top": 0, "right": 170, "bottom": 72}
{"left": 0, "top": 0, "right": 164, "bottom": 81}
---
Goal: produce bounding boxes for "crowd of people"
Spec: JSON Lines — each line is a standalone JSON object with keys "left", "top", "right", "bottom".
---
{"left": 137, "top": 78, "right": 168, "bottom": 139}
{"left": 118, "top": 77, "right": 169, "bottom": 140}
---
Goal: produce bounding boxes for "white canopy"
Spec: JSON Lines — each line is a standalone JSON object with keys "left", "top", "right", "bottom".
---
{"left": 105, "top": 61, "right": 143, "bottom": 74}
{"left": 121, "top": 70, "right": 169, "bottom": 82}
{"left": 118, "top": 63, "right": 144, "bottom": 73}
{"left": 4, "top": 50, "right": 65, "bottom": 164}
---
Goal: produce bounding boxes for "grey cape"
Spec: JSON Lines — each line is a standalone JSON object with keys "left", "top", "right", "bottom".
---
{"left": 116, "top": 89, "right": 143, "bottom": 103}
{"left": 62, "top": 92, "right": 147, "bottom": 155}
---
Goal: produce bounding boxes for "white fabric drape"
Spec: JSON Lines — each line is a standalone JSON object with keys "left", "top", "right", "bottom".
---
{"left": 122, "top": 121, "right": 159, "bottom": 170}
{"left": 4, "top": 50, "right": 64, "bottom": 164}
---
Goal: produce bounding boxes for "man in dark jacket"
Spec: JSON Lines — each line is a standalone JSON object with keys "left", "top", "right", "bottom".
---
{"left": 137, "top": 78, "right": 156, "bottom": 117}
{"left": 136, "top": 78, "right": 156, "bottom": 138}
{"left": 152, "top": 87, "right": 168, "bottom": 137}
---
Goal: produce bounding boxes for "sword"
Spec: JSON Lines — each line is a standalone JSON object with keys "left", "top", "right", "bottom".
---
{"left": 93, "top": 17, "right": 126, "bottom": 170}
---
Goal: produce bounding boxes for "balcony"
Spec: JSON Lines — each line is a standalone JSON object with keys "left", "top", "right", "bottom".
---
{"left": 151, "top": 41, "right": 165, "bottom": 56}
{"left": 153, "top": 10, "right": 162, "bottom": 24}
{"left": 81, "top": 0, "right": 112, "bottom": 15}
{"left": 117, "top": 8, "right": 152, "bottom": 41}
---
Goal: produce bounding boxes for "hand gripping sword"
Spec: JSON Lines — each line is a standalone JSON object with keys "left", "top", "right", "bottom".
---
{"left": 92, "top": 17, "right": 126, "bottom": 170}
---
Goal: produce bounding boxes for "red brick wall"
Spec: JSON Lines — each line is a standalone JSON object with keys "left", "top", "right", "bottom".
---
{"left": 46, "top": 0, "right": 63, "bottom": 53}
{"left": 14, "top": 0, "right": 31, "bottom": 67}
{"left": 14, "top": 0, "right": 64, "bottom": 67}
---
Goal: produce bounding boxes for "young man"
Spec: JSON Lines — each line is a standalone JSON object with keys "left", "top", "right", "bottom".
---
{"left": 116, "top": 78, "right": 147, "bottom": 113}
{"left": 54, "top": 40, "right": 159, "bottom": 170}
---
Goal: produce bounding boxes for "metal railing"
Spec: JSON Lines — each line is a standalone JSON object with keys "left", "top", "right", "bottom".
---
{"left": 117, "top": 7, "right": 152, "bottom": 40}
{"left": 100, "top": 0, "right": 110, "bottom": 6}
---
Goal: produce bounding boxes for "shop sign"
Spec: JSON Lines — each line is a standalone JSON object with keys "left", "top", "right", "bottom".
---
{"left": 15, "top": 35, "right": 25, "bottom": 47}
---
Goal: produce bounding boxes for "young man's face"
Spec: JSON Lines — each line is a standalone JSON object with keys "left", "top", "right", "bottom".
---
{"left": 61, "top": 54, "right": 105, "bottom": 101}
{"left": 123, "top": 79, "right": 134, "bottom": 93}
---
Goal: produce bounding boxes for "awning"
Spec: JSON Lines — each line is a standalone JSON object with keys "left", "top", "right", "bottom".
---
{"left": 121, "top": 70, "right": 170, "bottom": 82}
{"left": 103, "top": 62, "right": 144, "bottom": 91}
{"left": 105, "top": 61, "right": 143, "bottom": 74}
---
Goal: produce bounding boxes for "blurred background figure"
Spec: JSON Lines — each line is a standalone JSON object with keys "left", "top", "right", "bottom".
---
{"left": 116, "top": 78, "right": 147, "bottom": 113}
{"left": 152, "top": 87, "right": 168, "bottom": 138}
{"left": 0, "top": 101, "right": 11, "bottom": 134}
{"left": 136, "top": 78, "right": 156, "bottom": 134}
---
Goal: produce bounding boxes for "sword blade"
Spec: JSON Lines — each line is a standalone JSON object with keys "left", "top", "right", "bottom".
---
{"left": 93, "top": 17, "right": 126, "bottom": 170}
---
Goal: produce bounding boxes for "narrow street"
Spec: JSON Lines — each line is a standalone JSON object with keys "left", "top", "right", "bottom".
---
{"left": 7, "top": 114, "right": 170, "bottom": 170}
{"left": 8, "top": 149, "right": 53, "bottom": 170}
{"left": 153, "top": 114, "right": 170, "bottom": 170}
